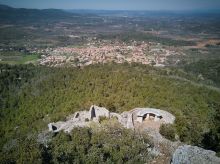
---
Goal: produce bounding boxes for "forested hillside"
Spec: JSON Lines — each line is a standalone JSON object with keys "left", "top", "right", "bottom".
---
{"left": 183, "top": 59, "right": 220, "bottom": 87}
{"left": 0, "top": 63, "right": 220, "bottom": 163}
{"left": 0, "top": 4, "right": 79, "bottom": 24}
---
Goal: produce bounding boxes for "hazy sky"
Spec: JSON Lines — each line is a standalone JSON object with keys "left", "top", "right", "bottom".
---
{"left": 0, "top": 0, "right": 220, "bottom": 10}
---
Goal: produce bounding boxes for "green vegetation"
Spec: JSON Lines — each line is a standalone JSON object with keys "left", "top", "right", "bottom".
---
{"left": 0, "top": 63, "right": 220, "bottom": 162}
{"left": 159, "top": 124, "right": 176, "bottom": 141}
{"left": 98, "top": 116, "right": 109, "bottom": 123}
{"left": 174, "top": 47, "right": 220, "bottom": 67}
{"left": 1, "top": 122, "right": 152, "bottom": 164}
{"left": 183, "top": 59, "right": 220, "bottom": 87}
{"left": 49, "top": 122, "right": 152, "bottom": 164}
{"left": 0, "top": 51, "right": 39, "bottom": 64}
{"left": 0, "top": 4, "right": 78, "bottom": 24}
{"left": 98, "top": 32, "right": 196, "bottom": 46}
{"left": 1, "top": 4, "right": 220, "bottom": 162}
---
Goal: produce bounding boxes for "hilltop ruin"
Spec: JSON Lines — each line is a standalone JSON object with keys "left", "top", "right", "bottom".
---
{"left": 48, "top": 105, "right": 175, "bottom": 133}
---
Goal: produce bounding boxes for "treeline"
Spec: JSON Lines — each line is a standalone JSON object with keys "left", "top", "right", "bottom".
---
{"left": 98, "top": 32, "right": 196, "bottom": 46}
{"left": 0, "top": 63, "right": 220, "bottom": 162}
{"left": 183, "top": 59, "right": 220, "bottom": 87}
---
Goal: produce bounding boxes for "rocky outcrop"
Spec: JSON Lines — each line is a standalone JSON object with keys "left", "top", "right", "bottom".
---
{"left": 47, "top": 105, "right": 220, "bottom": 164}
{"left": 171, "top": 145, "right": 220, "bottom": 164}
{"left": 89, "top": 105, "right": 110, "bottom": 121}
{"left": 48, "top": 105, "right": 110, "bottom": 133}
{"left": 48, "top": 105, "right": 175, "bottom": 133}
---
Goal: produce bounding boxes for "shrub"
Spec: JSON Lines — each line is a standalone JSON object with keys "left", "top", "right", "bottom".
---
{"left": 99, "top": 116, "right": 109, "bottom": 123}
{"left": 159, "top": 124, "right": 176, "bottom": 141}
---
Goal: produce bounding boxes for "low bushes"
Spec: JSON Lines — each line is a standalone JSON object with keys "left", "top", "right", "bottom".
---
{"left": 159, "top": 124, "right": 176, "bottom": 141}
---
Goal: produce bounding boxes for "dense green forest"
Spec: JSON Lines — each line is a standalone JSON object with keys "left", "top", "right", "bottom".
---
{"left": 0, "top": 63, "right": 220, "bottom": 163}
{"left": 183, "top": 59, "right": 220, "bottom": 87}
{"left": 1, "top": 120, "right": 153, "bottom": 163}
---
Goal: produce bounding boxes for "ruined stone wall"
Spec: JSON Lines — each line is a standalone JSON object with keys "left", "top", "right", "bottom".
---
{"left": 48, "top": 105, "right": 175, "bottom": 133}
{"left": 132, "top": 108, "right": 175, "bottom": 124}
{"left": 89, "top": 105, "right": 110, "bottom": 121}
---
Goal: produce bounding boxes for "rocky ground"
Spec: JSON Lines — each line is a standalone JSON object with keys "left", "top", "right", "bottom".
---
{"left": 171, "top": 145, "right": 220, "bottom": 164}
{"left": 134, "top": 119, "right": 220, "bottom": 164}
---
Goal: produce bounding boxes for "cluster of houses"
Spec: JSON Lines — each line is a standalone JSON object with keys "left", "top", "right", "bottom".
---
{"left": 39, "top": 40, "right": 181, "bottom": 67}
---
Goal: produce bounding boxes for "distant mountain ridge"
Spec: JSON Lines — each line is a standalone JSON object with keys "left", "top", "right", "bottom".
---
{"left": 0, "top": 4, "right": 219, "bottom": 24}
{"left": 66, "top": 9, "right": 220, "bottom": 17}
{"left": 0, "top": 4, "right": 12, "bottom": 10}
{"left": 0, "top": 4, "right": 80, "bottom": 24}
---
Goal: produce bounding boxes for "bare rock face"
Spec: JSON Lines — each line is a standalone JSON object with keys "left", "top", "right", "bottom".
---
{"left": 171, "top": 145, "right": 220, "bottom": 164}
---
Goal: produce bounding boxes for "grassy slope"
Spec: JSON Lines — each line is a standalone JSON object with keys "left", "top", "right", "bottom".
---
{"left": 0, "top": 51, "right": 39, "bottom": 64}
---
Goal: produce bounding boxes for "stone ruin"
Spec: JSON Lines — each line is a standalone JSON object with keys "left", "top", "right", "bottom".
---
{"left": 132, "top": 108, "right": 175, "bottom": 124}
{"left": 48, "top": 105, "right": 175, "bottom": 133}
{"left": 47, "top": 106, "right": 220, "bottom": 163}
{"left": 48, "top": 105, "right": 109, "bottom": 133}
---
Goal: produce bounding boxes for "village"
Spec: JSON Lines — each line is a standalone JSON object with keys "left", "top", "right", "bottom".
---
{"left": 38, "top": 39, "right": 183, "bottom": 67}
